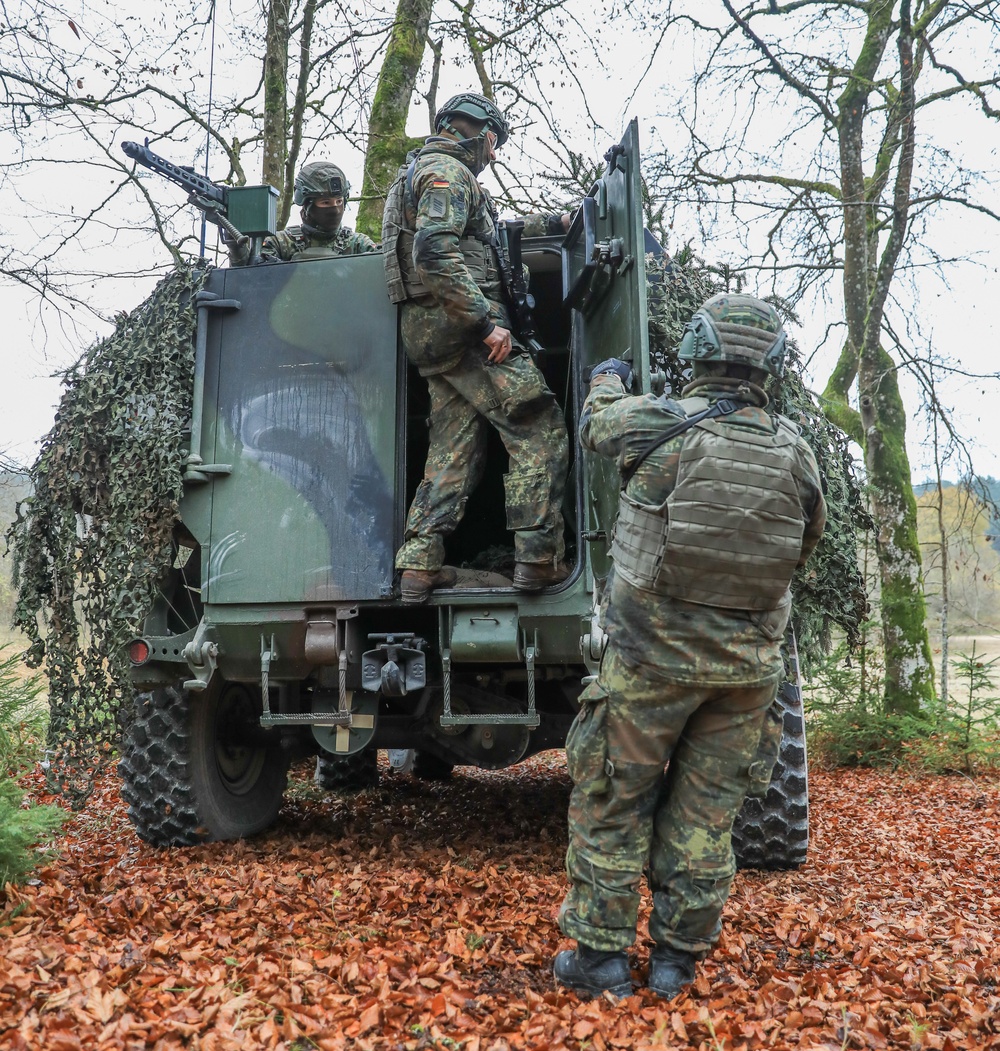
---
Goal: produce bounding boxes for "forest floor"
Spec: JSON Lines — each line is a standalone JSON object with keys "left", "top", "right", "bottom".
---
{"left": 1, "top": 756, "right": 999, "bottom": 1051}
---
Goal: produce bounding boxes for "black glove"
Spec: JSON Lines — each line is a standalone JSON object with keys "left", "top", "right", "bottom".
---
{"left": 585, "top": 357, "right": 634, "bottom": 389}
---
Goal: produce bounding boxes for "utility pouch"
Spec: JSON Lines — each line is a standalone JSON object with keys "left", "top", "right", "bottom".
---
{"left": 610, "top": 492, "right": 667, "bottom": 589}
{"left": 566, "top": 686, "right": 611, "bottom": 796}
{"left": 485, "top": 351, "right": 549, "bottom": 417}
{"left": 752, "top": 589, "right": 793, "bottom": 643}
{"left": 503, "top": 466, "right": 549, "bottom": 531}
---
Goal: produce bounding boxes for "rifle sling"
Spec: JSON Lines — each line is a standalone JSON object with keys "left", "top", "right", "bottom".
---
{"left": 619, "top": 398, "right": 740, "bottom": 490}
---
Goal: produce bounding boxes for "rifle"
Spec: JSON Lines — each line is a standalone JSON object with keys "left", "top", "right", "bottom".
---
{"left": 121, "top": 139, "right": 253, "bottom": 260}
{"left": 496, "top": 219, "right": 545, "bottom": 357}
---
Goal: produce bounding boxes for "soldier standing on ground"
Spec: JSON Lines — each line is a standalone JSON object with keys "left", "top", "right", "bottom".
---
{"left": 382, "top": 92, "right": 570, "bottom": 603}
{"left": 553, "top": 294, "right": 826, "bottom": 999}
{"left": 226, "top": 161, "right": 377, "bottom": 265}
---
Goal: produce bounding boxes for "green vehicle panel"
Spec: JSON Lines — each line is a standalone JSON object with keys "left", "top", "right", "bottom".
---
{"left": 199, "top": 254, "right": 398, "bottom": 605}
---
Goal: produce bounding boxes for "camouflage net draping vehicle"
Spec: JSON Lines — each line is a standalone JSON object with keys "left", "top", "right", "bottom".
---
{"left": 118, "top": 123, "right": 809, "bottom": 867}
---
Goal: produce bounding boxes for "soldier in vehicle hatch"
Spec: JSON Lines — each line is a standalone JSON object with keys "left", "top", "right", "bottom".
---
{"left": 553, "top": 295, "right": 826, "bottom": 1000}
{"left": 381, "top": 92, "right": 570, "bottom": 604}
{"left": 225, "top": 161, "right": 377, "bottom": 265}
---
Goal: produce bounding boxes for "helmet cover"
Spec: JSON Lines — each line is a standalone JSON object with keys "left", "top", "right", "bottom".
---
{"left": 434, "top": 92, "right": 510, "bottom": 148}
{"left": 294, "top": 162, "right": 351, "bottom": 205}
{"left": 676, "top": 293, "right": 787, "bottom": 378}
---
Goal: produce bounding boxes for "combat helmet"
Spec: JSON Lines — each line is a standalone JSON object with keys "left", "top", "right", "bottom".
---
{"left": 677, "top": 293, "right": 787, "bottom": 378}
{"left": 434, "top": 93, "right": 510, "bottom": 148}
{"left": 293, "top": 162, "right": 351, "bottom": 206}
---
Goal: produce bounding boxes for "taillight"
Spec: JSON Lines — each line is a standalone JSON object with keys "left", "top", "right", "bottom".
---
{"left": 128, "top": 638, "right": 151, "bottom": 665}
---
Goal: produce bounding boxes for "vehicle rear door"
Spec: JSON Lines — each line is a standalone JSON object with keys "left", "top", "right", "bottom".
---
{"left": 562, "top": 119, "right": 650, "bottom": 578}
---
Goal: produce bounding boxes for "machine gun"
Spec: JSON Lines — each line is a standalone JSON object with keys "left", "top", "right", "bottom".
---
{"left": 496, "top": 219, "right": 545, "bottom": 357}
{"left": 121, "top": 139, "right": 277, "bottom": 263}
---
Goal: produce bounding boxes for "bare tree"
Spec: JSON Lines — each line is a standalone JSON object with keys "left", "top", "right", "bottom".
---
{"left": 635, "top": 1, "right": 1000, "bottom": 715}
{"left": 357, "top": 0, "right": 612, "bottom": 234}
{"left": 1, "top": 0, "right": 607, "bottom": 325}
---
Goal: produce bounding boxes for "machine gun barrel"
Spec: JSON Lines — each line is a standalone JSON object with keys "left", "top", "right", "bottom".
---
{"left": 121, "top": 139, "right": 227, "bottom": 208}
{"left": 121, "top": 137, "right": 253, "bottom": 255}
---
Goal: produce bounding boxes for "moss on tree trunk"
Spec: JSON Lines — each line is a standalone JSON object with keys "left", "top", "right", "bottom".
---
{"left": 821, "top": 2, "right": 934, "bottom": 717}
{"left": 357, "top": 0, "right": 434, "bottom": 239}
{"left": 860, "top": 347, "right": 935, "bottom": 716}
{"left": 262, "top": 0, "right": 291, "bottom": 191}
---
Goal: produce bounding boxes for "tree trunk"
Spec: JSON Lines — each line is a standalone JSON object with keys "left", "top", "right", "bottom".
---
{"left": 280, "top": 0, "right": 319, "bottom": 229}
{"left": 858, "top": 352, "right": 935, "bottom": 716}
{"left": 262, "top": 0, "right": 291, "bottom": 191}
{"left": 823, "top": 0, "right": 935, "bottom": 716}
{"left": 357, "top": 0, "right": 435, "bottom": 238}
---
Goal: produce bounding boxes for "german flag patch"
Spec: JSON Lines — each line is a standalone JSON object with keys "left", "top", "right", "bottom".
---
{"left": 427, "top": 183, "right": 451, "bottom": 219}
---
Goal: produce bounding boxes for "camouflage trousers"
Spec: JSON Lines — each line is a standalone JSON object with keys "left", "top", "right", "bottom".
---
{"left": 558, "top": 645, "right": 776, "bottom": 955}
{"left": 395, "top": 346, "right": 568, "bottom": 571}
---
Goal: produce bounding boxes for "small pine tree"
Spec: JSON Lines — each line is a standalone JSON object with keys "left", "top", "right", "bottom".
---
{"left": 0, "top": 648, "right": 65, "bottom": 891}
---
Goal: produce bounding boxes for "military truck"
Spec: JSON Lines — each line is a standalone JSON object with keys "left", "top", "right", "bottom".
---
{"left": 118, "top": 121, "right": 808, "bottom": 868}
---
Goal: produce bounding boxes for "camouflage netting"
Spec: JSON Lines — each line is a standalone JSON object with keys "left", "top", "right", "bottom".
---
{"left": 645, "top": 250, "right": 870, "bottom": 668}
{"left": 8, "top": 263, "right": 207, "bottom": 804}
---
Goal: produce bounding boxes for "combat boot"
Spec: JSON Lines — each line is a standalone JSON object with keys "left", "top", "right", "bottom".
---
{"left": 553, "top": 944, "right": 632, "bottom": 998}
{"left": 513, "top": 560, "right": 571, "bottom": 591}
{"left": 399, "top": 567, "right": 457, "bottom": 604}
{"left": 647, "top": 945, "right": 697, "bottom": 999}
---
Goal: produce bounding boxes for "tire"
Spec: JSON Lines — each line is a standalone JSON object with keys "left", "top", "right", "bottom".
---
{"left": 731, "top": 676, "right": 809, "bottom": 871}
{"left": 119, "top": 679, "right": 289, "bottom": 846}
{"left": 412, "top": 750, "right": 455, "bottom": 781}
{"left": 314, "top": 748, "right": 380, "bottom": 793}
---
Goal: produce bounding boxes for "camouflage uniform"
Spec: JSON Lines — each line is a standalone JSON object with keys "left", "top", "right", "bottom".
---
{"left": 260, "top": 223, "right": 377, "bottom": 261}
{"left": 558, "top": 374, "right": 826, "bottom": 956}
{"left": 389, "top": 137, "right": 568, "bottom": 571}
{"left": 519, "top": 212, "right": 569, "bottom": 238}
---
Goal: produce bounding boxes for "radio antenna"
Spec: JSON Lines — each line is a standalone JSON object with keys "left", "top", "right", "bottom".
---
{"left": 199, "top": 1, "right": 220, "bottom": 260}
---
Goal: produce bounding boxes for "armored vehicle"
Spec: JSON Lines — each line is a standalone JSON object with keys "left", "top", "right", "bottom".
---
{"left": 119, "top": 122, "right": 808, "bottom": 868}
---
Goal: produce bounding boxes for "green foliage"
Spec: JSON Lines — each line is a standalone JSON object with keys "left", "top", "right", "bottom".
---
{"left": 807, "top": 636, "right": 1000, "bottom": 772}
{"left": 0, "top": 647, "right": 46, "bottom": 774}
{"left": 905, "top": 644, "right": 1000, "bottom": 775}
{"left": 0, "top": 778, "right": 64, "bottom": 890}
{"left": 7, "top": 264, "right": 207, "bottom": 804}
{"left": 0, "top": 647, "right": 65, "bottom": 890}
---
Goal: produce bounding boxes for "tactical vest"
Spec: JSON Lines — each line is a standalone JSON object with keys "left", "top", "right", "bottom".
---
{"left": 382, "top": 155, "right": 498, "bottom": 305}
{"left": 611, "top": 399, "right": 806, "bottom": 610}
{"left": 283, "top": 228, "right": 340, "bottom": 260}
{"left": 295, "top": 245, "right": 342, "bottom": 260}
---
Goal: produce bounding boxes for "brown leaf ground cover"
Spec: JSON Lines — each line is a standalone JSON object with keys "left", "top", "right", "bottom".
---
{"left": 2, "top": 756, "right": 999, "bottom": 1051}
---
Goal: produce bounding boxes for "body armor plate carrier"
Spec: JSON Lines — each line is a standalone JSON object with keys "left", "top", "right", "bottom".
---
{"left": 383, "top": 156, "right": 497, "bottom": 305}
{"left": 611, "top": 400, "right": 806, "bottom": 610}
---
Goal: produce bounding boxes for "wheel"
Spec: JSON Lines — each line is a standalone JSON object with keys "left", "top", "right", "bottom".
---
{"left": 412, "top": 750, "right": 455, "bottom": 781}
{"left": 314, "top": 748, "right": 380, "bottom": 793}
{"left": 732, "top": 664, "right": 809, "bottom": 871}
{"left": 119, "top": 679, "right": 289, "bottom": 846}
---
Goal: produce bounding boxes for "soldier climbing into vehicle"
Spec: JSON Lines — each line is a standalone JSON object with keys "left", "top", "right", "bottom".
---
{"left": 382, "top": 92, "right": 570, "bottom": 603}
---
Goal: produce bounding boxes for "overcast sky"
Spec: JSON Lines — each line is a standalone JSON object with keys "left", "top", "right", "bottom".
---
{"left": 3, "top": 1, "right": 998, "bottom": 483}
